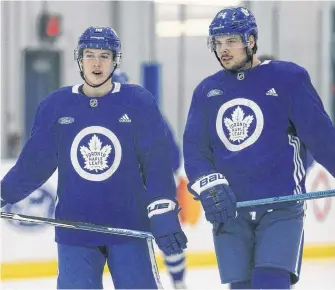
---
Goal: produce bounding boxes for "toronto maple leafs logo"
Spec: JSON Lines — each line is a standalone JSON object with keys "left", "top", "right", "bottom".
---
{"left": 79, "top": 135, "right": 112, "bottom": 172}
{"left": 216, "top": 98, "right": 264, "bottom": 152}
{"left": 71, "top": 126, "right": 122, "bottom": 182}
{"left": 224, "top": 106, "right": 254, "bottom": 143}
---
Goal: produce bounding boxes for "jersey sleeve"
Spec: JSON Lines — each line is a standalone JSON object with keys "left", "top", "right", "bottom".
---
{"left": 132, "top": 88, "right": 176, "bottom": 204}
{"left": 288, "top": 66, "right": 335, "bottom": 177}
{"left": 1, "top": 97, "right": 58, "bottom": 204}
{"left": 183, "top": 83, "right": 215, "bottom": 181}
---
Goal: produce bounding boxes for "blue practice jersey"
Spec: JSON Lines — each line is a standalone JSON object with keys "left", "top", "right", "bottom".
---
{"left": 1, "top": 83, "right": 176, "bottom": 245}
{"left": 183, "top": 60, "right": 335, "bottom": 208}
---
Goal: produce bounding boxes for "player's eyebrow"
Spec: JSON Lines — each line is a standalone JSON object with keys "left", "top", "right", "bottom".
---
{"left": 226, "top": 36, "right": 239, "bottom": 40}
{"left": 216, "top": 36, "right": 239, "bottom": 42}
{"left": 84, "top": 50, "right": 111, "bottom": 56}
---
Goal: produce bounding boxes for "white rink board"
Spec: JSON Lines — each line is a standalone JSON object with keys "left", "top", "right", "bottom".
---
{"left": 304, "top": 162, "right": 335, "bottom": 244}
{"left": 0, "top": 159, "right": 334, "bottom": 264}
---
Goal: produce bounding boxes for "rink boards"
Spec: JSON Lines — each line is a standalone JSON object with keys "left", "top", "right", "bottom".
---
{"left": 0, "top": 159, "right": 334, "bottom": 280}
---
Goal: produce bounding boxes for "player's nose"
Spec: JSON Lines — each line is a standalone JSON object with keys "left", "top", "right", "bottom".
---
{"left": 220, "top": 47, "right": 229, "bottom": 54}
{"left": 92, "top": 59, "right": 101, "bottom": 67}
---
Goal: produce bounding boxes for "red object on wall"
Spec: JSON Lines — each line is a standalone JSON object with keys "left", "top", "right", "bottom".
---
{"left": 46, "top": 16, "right": 61, "bottom": 37}
{"left": 310, "top": 170, "right": 332, "bottom": 222}
{"left": 37, "top": 12, "right": 62, "bottom": 43}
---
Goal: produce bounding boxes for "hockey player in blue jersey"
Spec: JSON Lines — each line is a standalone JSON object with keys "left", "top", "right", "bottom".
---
{"left": 183, "top": 7, "right": 335, "bottom": 290}
{"left": 1, "top": 26, "right": 187, "bottom": 289}
{"left": 113, "top": 69, "right": 187, "bottom": 289}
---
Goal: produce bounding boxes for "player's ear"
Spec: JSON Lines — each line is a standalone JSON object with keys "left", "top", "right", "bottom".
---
{"left": 248, "top": 35, "right": 255, "bottom": 50}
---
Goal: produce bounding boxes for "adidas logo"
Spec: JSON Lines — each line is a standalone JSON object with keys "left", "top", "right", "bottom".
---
{"left": 119, "top": 114, "right": 131, "bottom": 123}
{"left": 266, "top": 88, "right": 278, "bottom": 96}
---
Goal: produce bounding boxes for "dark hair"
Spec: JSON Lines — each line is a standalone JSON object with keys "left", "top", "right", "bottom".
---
{"left": 252, "top": 42, "right": 258, "bottom": 54}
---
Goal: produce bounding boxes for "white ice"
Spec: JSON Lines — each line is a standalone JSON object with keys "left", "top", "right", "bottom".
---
{"left": 1, "top": 260, "right": 334, "bottom": 289}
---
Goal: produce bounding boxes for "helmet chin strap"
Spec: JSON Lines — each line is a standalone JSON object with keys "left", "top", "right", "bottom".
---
{"left": 77, "top": 61, "right": 117, "bottom": 88}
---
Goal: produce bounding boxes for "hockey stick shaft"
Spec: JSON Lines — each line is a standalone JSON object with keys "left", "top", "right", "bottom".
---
{"left": 236, "top": 189, "right": 335, "bottom": 208}
{"left": 0, "top": 212, "right": 154, "bottom": 239}
{"left": 1, "top": 190, "right": 334, "bottom": 236}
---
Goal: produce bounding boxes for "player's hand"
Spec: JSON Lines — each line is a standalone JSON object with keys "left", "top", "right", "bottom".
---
{"left": 188, "top": 173, "right": 237, "bottom": 234}
{"left": 148, "top": 199, "right": 188, "bottom": 256}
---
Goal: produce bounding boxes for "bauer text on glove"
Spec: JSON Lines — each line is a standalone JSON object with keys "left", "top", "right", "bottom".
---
{"left": 188, "top": 173, "right": 237, "bottom": 233}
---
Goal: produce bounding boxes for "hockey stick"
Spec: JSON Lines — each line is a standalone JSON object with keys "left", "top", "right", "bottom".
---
{"left": 0, "top": 212, "right": 154, "bottom": 239}
{"left": 1, "top": 189, "right": 334, "bottom": 236}
{"left": 236, "top": 189, "right": 335, "bottom": 208}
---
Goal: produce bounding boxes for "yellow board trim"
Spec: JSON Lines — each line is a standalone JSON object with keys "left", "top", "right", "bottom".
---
{"left": 1, "top": 244, "right": 334, "bottom": 281}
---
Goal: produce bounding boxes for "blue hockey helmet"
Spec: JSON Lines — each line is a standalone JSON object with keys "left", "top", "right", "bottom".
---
{"left": 208, "top": 7, "right": 258, "bottom": 52}
{"left": 74, "top": 26, "right": 122, "bottom": 67}
{"left": 112, "top": 69, "right": 129, "bottom": 83}
{"left": 75, "top": 26, "right": 122, "bottom": 88}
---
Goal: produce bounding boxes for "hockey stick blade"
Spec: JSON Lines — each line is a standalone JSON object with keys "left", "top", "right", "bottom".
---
{"left": 236, "top": 189, "right": 335, "bottom": 208}
{"left": 0, "top": 212, "right": 154, "bottom": 239}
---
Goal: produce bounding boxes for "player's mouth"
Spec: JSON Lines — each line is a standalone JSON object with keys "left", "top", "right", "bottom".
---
{"left": 92, "top": 70, "right": 103, "bottom": 77}
{"left": 221, "top": 56, "right": 233, "bottom": 62}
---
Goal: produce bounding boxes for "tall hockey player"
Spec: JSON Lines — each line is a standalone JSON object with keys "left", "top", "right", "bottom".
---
{"left": 113, "top": 69, "right": 187, "bottom": 289}
{"left": 1, "top": 26, "right": 187, "bottom": 289}
{"left": 183, "top": 7, "right": 335, "bottom": 289}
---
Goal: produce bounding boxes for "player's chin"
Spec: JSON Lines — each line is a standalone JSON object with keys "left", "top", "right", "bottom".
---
{"left": 88, "top": 74, "right": 105, "bottom": 84}
{"left": 220, "top": 59, "right": 233, "bottom": 68}
{"left": 222, "top": 63, "right": 236, "bottom": 71}
{"left": 222, "top": 62, "right": 242, "bottom": 71}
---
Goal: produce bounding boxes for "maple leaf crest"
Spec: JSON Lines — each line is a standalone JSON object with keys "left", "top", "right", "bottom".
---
{"left": 224, "top": 106, "right": 254, "bottom": 143}
{"left": 79, "top": 134, "right": 112, "bottom": 172}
